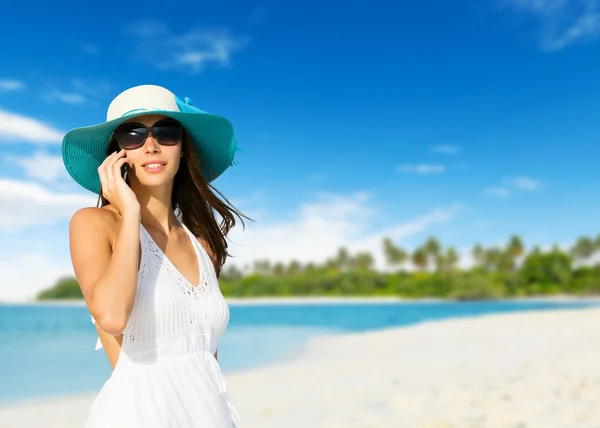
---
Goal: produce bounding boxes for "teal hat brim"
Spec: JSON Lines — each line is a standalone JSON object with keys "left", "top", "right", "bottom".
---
{"left": 62, "top": 109, "right": 239, "bottom": 194}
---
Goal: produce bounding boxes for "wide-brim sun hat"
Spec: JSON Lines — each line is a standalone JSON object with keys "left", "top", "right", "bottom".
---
{"left": 62, "top": 84, "right": 241, "bottom": 194}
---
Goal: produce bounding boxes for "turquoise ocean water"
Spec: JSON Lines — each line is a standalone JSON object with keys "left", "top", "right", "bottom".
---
{"left": 1, "top": 299, "right": 598, "bottom": 405}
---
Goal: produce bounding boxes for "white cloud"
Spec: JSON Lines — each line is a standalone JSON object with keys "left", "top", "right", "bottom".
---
{"left": 70, "top": 78, "right": 112, "bottom": 97}
{"left": 0, "top": 79, "right": 25, "bottom": 92}
{"left": 484, "top": 187, "right": 512, "bottom": 198}
{"left": 43, "top": 91, "right": 85, "bottom": 105}
{"left": 8, "top": 152, "right": 68, "bottom": 182}
{"left": 0, "top": 251, "right": 74, "bottom": 302}
{"left": 0, "top": 109, "right": 64, "bottom": 143}
{"left": 353, "top": 203, "right": 463, "bottom": 264}
{"left": 503, "top": 0, "right": 600, "bottom": 51}
{"left": 547, "top": 9, "right": 600, "bottom": 50}
{"left": 40, "top": 78, "right": 112, "bottom": 107}
{"left": 397, "top": 164, "right": 446, "bottom": 174}
{"left": 505, "top": 0, "right": 566, "bottom": 14}
{"left": 0, "top": 179, "right": 93, "bottom": 301}
{"left": 0, "top": 179, "right": 96, "bottom": 230}
{"left": 125, "top": 21, "right": 248, "bottom": 73}
{"left": 228, "top": 187, "right": 269, "bottom": 223}
{"left": 485, "top": 176, "right": 541, "bottom": 198}
{"left": 0, "top": 190, "right": 462, "bottom": 301}
{"left": 431, "top": 145, "right": 460, "bottom": 155}
{"left": 225, "top": 192, "right": 462, "bottom": 271}
{"left": 506, "top": 176, "right": 542, "bottom": 190}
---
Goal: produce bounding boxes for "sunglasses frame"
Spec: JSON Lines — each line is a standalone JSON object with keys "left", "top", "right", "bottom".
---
{"left": 112, "top": 118, "right": 184, "bottom": 150}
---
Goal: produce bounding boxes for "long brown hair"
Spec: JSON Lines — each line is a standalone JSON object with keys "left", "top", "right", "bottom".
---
{"left": 100, "top": 127, "right": 252, "bottom": 277}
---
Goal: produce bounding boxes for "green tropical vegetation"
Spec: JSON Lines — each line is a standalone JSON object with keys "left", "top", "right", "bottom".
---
{"left": 36, "top": 234, "right": 600, "bottom": 301}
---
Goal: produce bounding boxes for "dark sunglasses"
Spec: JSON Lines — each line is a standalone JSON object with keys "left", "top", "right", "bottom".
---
{"left": 113, "top": 119, "right": 183, "bottom": 150}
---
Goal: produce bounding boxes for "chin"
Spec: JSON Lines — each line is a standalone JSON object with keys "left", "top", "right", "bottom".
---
{"left": 139, "top": 178, "right": 175, "bottom": 189}
{"left": 133, "top": 169, "right": 178, "bottom": 189}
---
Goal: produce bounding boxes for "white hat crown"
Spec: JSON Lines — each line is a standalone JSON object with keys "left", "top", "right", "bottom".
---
{"left": 106, "top": 85, "right": 179, "bottom": 121}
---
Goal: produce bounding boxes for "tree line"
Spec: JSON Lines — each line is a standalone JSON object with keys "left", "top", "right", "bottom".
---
{"left": 37, "top": 234, "right": 600, "bottom": 301}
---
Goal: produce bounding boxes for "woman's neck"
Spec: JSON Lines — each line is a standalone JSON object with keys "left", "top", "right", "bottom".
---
{"left": 135, "top": 185, "right": 178, "bottom": 233}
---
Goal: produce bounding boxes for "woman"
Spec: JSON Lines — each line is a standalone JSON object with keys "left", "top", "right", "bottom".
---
{"left": 62, "top": 84, "right": 250, "bottom": 427}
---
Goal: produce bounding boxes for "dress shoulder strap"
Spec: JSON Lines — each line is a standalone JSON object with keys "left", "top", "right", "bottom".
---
{"left": 181, "top": 223, "right": 215, "bottom": 270}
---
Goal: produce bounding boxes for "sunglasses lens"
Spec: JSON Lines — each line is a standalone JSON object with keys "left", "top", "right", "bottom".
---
{"left": 115, "top": 125, "right": 146, "bottom": 149}
{"left": 153, "top": 121, "right": 182, "bottom": 145}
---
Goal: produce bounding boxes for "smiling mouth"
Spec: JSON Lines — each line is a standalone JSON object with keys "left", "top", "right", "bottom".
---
{"left": 141, "top": 162, "right": 167, "bottom": 172}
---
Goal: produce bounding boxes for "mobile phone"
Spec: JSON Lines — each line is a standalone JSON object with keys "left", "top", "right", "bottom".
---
{"left": 121, "top": 163, "right": 129, "bottom": 181}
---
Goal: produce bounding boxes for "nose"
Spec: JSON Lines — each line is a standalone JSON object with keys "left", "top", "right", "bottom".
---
{"left": 143, "top": 132, "right": 160, "bottom": 153}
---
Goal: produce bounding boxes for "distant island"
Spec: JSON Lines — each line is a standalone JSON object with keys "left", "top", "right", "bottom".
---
{"left": 37, "top": 234, "right": 600, "bottom": 301}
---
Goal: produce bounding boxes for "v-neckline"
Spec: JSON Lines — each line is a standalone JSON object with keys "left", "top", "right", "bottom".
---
{"left": 141, "top": 223, "right": 202, "bottom": 289}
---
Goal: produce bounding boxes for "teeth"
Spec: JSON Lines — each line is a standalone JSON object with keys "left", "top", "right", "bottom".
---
{"left": 145, "top": 163, "right": 163, "bottom": 168}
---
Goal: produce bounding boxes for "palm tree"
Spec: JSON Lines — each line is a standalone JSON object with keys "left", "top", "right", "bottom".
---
{"left": 334, "top": 247, "right": 350, "bottom": 271}
{"left": 530, "top": 245, "right": 542, "bottom": 255}
{"left": 435, "top": 253, "right": 446, "bottom": 272}
{"left": 221, "top": 264, "right": 243, "bottom": 281}
{"left": 324, "top": 258, "right": 337, "bottom": 270}
{"left": 287, "top": 260, "right": 302, "bottom": 275}
{"left": 498, "top": 252, "right": 516, "bottom": 273}
{"left": 383, "top": 237, "right": 408, "bottom": 270}
{"left": 411, "top": 236, "right": 441, "bottom": 271}
{"left": 570, "top": 236, "right": 595, "bottom": 262}
{"left": 594, "top": 234, "right": 600, "bottom": 251}
{"left": 273, "top": 262, "right": 286, "bottom": 276}
{"left": 506, "top": 235, "right": 524, "bottom": 258}
{"left": 355, "top": 252, "right": 374, "bottom": 271}
{"left": 483, "top": 248, "right": 502, "bottom": 271}
{"left": 411, "top": 247, "right": 428, "bottom": 271}
{"left": 253, "top": 259, "right": 272, "bottom": 275}
{"left": 472, "top": 244, "right": 485, "bottom": 267}
{"left": 445, "top": 247, "right": 459, "bottom": 271}
{"left": 424, "top": 236, "right": 441, "bottom": 258}
{"left": 434, "top": 247, "right": 459, "bottom": 273}
{"left": 502, "top": 234, "right": 525, "bottom": 272}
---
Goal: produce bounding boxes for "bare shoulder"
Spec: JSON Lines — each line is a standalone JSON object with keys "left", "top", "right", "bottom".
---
{"left": 69, "top": 205, "right": 122, "bottom": 301}
{"left": 70, "top": 205, "right": 121, "bottom": 243}
{"left": 70, "top": 205, "right": 120, "bottom": 227}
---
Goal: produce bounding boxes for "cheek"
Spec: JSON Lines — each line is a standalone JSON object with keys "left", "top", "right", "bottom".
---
{"left": 165, "top": 146, "right": 183, "bottom": 168}
{"left": 124, "top": 150, "right": 141, "bottom": 166}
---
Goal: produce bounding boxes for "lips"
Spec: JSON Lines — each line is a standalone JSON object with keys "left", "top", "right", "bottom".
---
{"left": 141, "top": 160, "right": 167, "bottom": 167}
{"left": 140, "top": 160, "right": 167, "bottom": 173}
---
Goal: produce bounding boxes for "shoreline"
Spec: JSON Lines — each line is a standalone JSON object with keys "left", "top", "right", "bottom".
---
{"left": 0, "top": 295, "right": 406, "bottom": 306}
{"left": 1, "top": 306, "right": 600, "bottom": 427}
{"left": 2, "top": 294, "right": 600, "bottom": 306}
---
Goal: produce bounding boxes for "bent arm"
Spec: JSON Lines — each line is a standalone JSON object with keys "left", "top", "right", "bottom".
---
{"left": 70, "top": 208, "right": 141, "bottom": 336}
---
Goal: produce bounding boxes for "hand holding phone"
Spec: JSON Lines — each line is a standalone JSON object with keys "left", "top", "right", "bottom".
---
{"left": 98, "top": 150, "right": 139, "bottom": 215}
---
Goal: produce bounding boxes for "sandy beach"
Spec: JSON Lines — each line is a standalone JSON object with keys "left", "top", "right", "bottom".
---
{"left": 1, "top": 306, "right": 599, "bottom": 427}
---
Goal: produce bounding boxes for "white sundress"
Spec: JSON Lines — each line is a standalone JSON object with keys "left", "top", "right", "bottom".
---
{"left": 85, "top": 223, "right": 240, "bottom": 428}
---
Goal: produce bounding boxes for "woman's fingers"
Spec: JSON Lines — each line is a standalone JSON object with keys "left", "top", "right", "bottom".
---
{"left": 112, "top": 157, "right": 128, "bottom": 182}
{"left": 99, "top": 150, "right": 123, "bottom": 197}
{"left": 107, "top": 150, "right": 125, "bottom": 186}
{"left": 98, "top": 162, "right": 109, "bottom": 198}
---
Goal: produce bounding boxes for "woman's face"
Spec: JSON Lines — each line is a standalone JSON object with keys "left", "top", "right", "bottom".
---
{"left": 116, "top": 114, "right": 183, "bottom": 190}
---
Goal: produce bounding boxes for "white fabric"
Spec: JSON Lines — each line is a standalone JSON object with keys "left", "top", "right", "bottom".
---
{"left": 85, "top": 223, "right": 240, "bottom": 427}
{"left": 106, "top": 85, "right": 179, "bottom": 121}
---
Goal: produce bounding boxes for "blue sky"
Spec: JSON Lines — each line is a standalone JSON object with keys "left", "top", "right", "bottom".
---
{"left": 2, "top": 0, "right": 600, "bottom": 300}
